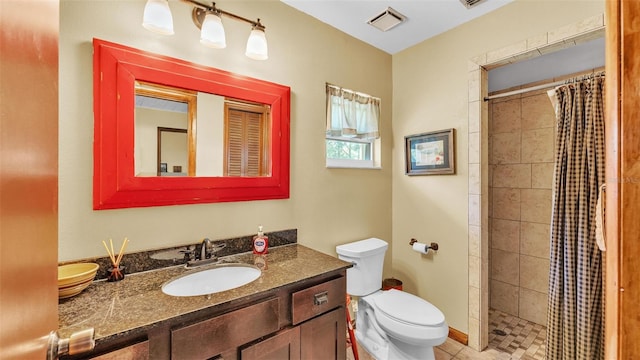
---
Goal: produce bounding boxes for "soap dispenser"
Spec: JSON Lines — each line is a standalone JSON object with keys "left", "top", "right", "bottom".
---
{"left": 252, "top": 225, "right": 269, "bottom": 254}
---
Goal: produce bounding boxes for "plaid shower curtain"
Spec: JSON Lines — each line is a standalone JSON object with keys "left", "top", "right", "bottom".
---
{"left": 546, "top": 74, "right": 605, "bottom": 360}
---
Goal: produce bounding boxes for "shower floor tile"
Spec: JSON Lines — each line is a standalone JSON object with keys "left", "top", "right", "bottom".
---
{"left": 489, "top": 308, "right": 546, "bottom": 359}
{"left": 347, "top": 308, "right": 547, "bottom": 359}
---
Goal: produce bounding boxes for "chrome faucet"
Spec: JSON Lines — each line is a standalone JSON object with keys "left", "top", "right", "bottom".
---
{"left": 185, "top": 238, "right": 227, "bottom": 268}
{"left": 200, "top": 238, "right": 213, "bottom": 260}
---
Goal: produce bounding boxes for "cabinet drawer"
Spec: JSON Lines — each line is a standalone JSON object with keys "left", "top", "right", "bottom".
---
{"left": 171, "top": 297, "right": 280, "bottom": 360}
{"left": 291, "top": 276, "right": 345, "bottom": 325}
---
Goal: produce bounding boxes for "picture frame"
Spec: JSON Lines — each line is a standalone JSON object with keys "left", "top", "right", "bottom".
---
{"left": 160, "top": 163, "right": 168, "bottom": 173}
{"left": 405, "top": 128, "right": 455, "bottom": 175}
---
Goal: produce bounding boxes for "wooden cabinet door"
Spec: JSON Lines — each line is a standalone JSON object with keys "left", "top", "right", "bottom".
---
{"left": 90, "top": 341, "right": 149, "bottom": 360}
{"left": 300, "top": 307, "right": 346, "bottom": 360}
{"left": 171, "top": 298, "right": 280, "bottom": 359}
{"left": 241, "top": 327, "right": 301, "bottom": 360}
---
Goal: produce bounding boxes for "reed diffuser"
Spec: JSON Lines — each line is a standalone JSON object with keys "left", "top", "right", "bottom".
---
{"left": 102, "top": 237, "right": 129, "bottom": 282}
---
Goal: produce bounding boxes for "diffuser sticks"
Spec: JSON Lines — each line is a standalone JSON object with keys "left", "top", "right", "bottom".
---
{"left": 102, "top": 237, "right": 129, "bottom": 281}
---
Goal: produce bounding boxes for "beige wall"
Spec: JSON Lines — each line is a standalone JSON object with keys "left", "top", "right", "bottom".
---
{"left": 58, "top": 0, "right": 393, "bottom": 276}
{"left": 392, "top": 0, "right": 604, "bottom": 334}
{"left": 60, "top": 0, "right": 606, "bottom": 339}
{"left": 489, "top": 90, "right": 555, "bottom": 326}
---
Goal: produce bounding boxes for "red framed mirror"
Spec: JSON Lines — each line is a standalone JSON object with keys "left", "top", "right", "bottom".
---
{"left": 93, "top": 39, "right": 290, "bottom": 209}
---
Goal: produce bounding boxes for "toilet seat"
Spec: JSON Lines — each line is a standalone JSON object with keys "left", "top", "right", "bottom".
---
{"left": 371, "top": 289, "right": 448, "bottom": 345}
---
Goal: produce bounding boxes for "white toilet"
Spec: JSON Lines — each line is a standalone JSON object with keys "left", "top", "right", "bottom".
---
{"left": 336, "top": 238, "right": 448, "bottom": 360}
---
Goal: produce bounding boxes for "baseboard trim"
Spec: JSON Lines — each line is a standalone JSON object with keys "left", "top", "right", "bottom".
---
{"left": 448, "top": 327, "right": 468, "bottom": 345}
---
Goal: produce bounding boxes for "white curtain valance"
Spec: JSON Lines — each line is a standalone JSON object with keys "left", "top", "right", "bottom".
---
{"left": 326, "top": 84, "right": 380, "bottom": 139}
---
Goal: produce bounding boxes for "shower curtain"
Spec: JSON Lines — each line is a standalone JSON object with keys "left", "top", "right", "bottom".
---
{"left": 546, "top": 73, "right": 605, "bottom": 360}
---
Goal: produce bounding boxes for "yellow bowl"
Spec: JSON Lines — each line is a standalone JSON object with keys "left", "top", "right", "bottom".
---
{"left": 58, "top": 263, "right": 99, "bottom": 288}
{"left": 59, "top": 280, "right": 93, "bottom": 299}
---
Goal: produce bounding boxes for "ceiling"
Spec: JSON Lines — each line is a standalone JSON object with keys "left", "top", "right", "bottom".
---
{"left": 281, "top": 0, "right": 516, "bottom": 54}
{"left": 280, "top": 0, "right": 605, "bottom": 92}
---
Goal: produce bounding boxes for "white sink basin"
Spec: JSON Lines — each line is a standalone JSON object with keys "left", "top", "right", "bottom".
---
{"left": 162, "top": 264, "right": 261, "bottom": 297}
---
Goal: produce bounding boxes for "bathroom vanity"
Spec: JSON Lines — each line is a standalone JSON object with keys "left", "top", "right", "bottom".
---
{"left": 58, "top": 244, "right": 349, "bottom": 359}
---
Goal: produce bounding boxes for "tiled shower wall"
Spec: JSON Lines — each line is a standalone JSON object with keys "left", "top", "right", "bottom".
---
{"left": 488, "top": 90, "right": 555, "bottom": 326}
{"left": 467, "top": 15, "right": 605, "bottom": 350}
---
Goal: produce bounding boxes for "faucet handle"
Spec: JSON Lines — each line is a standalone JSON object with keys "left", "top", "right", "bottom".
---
{"left": 178, "top": 246, "right": 194, "bottom": 262}
{"left": 211, "top": 242, "right": 226, "bottom": 253}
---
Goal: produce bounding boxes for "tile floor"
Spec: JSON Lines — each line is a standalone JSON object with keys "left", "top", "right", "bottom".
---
{"left": 347, "top": 309, "right": 546, "bottom": 360}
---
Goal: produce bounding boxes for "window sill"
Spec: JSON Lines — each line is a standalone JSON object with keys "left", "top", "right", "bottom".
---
{"left": 326, "top": 166, "right": 381, "bottom": 170}
{"left": 326, "top": 158, "right": 381, "bottom": 170}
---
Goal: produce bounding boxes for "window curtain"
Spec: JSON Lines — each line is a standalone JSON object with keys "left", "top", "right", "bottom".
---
{"left": 326, "top": 84, "right": 380, "bottom": 139}
{"left": 546, "top": 73, "right": 605, "bottom": 360}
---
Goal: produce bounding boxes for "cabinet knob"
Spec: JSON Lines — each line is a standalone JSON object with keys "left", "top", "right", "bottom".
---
{"left": 314, "top": 291, "right": 329, "bottom": 306}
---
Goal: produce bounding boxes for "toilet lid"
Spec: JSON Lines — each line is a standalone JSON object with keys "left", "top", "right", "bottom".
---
{"left": 374, "top": 289, "right": 445, "bottom": 327}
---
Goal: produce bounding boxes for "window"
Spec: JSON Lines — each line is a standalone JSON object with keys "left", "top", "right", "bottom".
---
{"left": 325, "top": 84, "right": 381, "bottom": 169}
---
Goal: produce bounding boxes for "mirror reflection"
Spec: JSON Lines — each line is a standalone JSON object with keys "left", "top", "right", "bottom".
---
{"left": 157, "top": 127, "right": 188, "bottom": 176}
{"left": 134, "top": 81, "right": 271, "bottom": 177}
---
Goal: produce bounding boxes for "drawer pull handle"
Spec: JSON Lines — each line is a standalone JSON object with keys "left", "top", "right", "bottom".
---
{"left": 314, "top": 291, "right": 329, "bottom": 305}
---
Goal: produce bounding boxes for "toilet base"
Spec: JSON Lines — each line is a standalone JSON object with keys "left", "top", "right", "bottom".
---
{"left": 355, "top": 328, "right": 388, "bottom": 360}
{"left": 387, "top": 336, "right": 436, "bottom": 360}
{"left": 355, "top": 329, "right": 436, "bottom": 360}
{"left": 355, "top": 294, "right": 441, "bottom": 360}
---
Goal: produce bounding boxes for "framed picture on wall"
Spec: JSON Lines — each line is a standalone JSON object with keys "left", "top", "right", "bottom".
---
{"left": 405, "top": 128, "right": 455, "bottom": 175}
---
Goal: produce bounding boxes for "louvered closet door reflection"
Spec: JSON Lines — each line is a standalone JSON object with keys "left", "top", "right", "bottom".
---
{"left": 225, "top": 108, "right": 265, "bottom": 176}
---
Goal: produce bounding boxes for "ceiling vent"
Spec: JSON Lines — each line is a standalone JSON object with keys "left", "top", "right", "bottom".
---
{"left": 367, "top": 7, "right": 406, "bottom": 32}
{"left": 459, "top": 0, "right": 487, "bottom": 9}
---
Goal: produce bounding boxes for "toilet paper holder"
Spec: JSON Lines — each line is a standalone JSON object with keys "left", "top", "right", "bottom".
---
{"left": 409, "top": 238, "right": 439, "bottom": 251}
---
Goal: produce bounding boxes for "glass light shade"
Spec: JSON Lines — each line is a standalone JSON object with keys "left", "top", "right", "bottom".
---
{"left": 200, "top": 13, "right": 226, "bottom": 49}
{"left": 245, "top": 28, "right": 268, "bottom": 60}
{"left": 142, "top": 0, "right": 174, "bottom": 35}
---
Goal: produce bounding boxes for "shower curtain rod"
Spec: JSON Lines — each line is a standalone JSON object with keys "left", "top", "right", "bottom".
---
{"left": 484, "top": 71, "right": 605, "bottom": 101}
{"left": 484, "top": 80, "right": 565, "bottom": 101}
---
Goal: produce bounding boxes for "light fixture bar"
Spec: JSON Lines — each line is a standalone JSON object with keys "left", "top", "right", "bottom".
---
{"left": 143, "top": 0, "right": 268, "bottom": 60}
{"left": 182, "top": 0, "right": 265, "bottom": 30}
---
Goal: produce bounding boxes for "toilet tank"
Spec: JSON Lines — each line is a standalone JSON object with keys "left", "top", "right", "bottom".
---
{"left": 336, "top": 238, "right": 388, "bottom": 296}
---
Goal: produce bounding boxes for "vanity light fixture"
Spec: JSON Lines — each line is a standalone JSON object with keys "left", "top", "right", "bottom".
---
{"left": 245, "top": 23, "right": 268, "bottom": 60}
{"left": 200, "top": 11, "right": 226, "bottom": 48}
{"left": 142, "top": 0, "right": 268, "bottom": 60}
{"left": 142, "top": 0, "right": 174, "bottom": 35}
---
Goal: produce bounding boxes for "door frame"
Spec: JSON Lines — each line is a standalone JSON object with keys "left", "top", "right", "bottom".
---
{"left": 604, "top": 1, "right": 640, "bottom": 358}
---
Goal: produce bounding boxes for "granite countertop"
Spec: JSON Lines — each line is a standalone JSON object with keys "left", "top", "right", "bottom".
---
{"left": 58, "top": 244, "right": 350, "bottom": 343}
